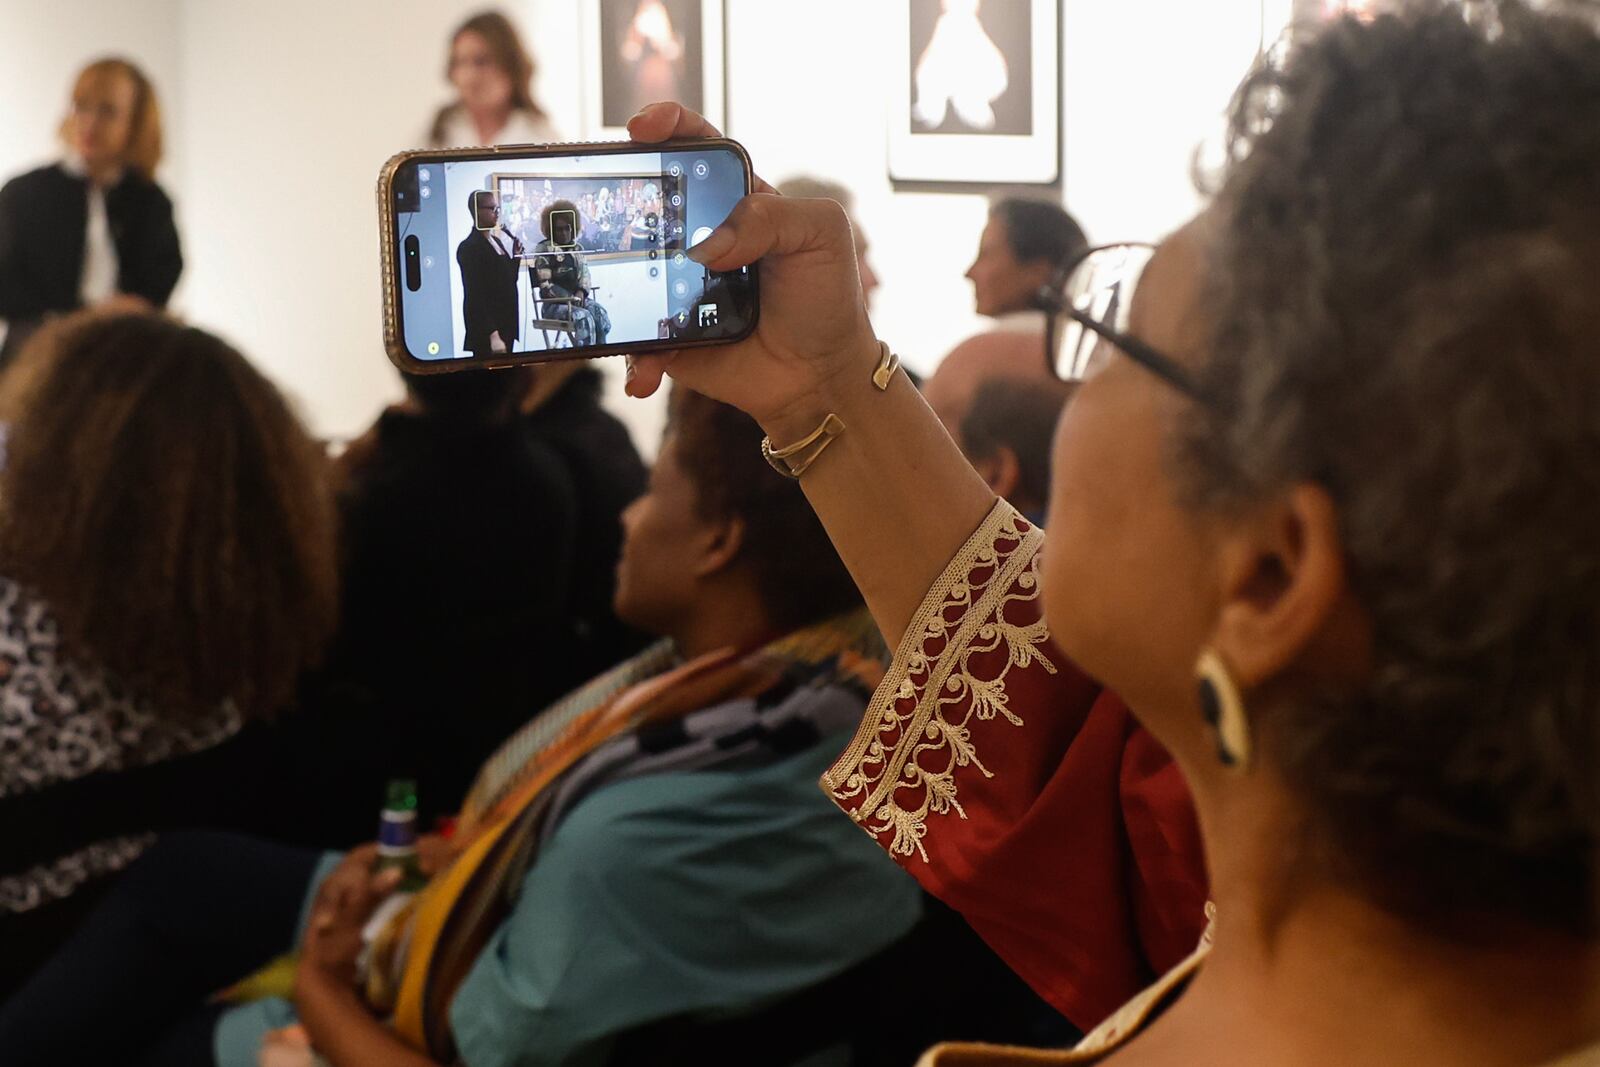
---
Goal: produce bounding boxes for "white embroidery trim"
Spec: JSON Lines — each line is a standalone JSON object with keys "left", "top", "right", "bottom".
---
{"left": 821, "top": 501, "right": 1053, "bottom": 861}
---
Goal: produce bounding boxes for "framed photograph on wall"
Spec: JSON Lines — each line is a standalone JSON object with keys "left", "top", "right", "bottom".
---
{"left": 581, "top": 0, "right": 726, "bottom": 140}
{"left": 889, "top": 0, "right": 1060, "bottom": 185}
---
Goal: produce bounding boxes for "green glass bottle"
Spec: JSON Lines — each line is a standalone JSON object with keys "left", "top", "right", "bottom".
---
{"left": 373, "top": 777, "right": 427, "bottom": 891}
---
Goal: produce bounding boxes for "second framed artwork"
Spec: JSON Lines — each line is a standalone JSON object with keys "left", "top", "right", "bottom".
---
{"left": 580, "top": 0, "right": 727, "bottom": 139}
{"left": 890, "top": 0, "right": 1060, "bottom": 185}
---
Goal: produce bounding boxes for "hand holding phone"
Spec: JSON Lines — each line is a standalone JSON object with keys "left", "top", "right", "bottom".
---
{"left": 619, "top": 104, "right": 880, "bottom": 432}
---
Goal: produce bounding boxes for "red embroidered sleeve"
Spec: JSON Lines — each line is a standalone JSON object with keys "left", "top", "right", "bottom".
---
{"left": 822, "top": 501, "right": 1208, "bottom": 1031}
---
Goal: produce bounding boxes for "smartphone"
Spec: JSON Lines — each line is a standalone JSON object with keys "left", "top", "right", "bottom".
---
{"left": 378, "top": 139, "right": 759, "bottom": 373}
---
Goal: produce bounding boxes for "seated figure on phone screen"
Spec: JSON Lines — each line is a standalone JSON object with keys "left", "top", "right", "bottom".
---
{"left": 530, "top": 199, "right": 612, "bottom": 348}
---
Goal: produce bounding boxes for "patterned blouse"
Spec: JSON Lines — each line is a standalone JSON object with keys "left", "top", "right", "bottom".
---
{"left": 821, "top": 500, "right": 1210, "bottom": 1032}
{"left": 0, "top": 576, "right": 242, "bottom": 913}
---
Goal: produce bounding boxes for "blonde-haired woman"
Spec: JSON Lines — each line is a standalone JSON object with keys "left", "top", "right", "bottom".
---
{"left": 0, "top": 57, "right": 182, "bottom": 365}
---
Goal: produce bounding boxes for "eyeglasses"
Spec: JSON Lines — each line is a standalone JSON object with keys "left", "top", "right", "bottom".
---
{"left": 1045, "top": 242, "right": 1205, "bottom": 401}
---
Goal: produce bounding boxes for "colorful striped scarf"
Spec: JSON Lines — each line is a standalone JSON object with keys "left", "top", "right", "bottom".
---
{"left": 372, "top": 609, "right": 887, "bottom": 1060}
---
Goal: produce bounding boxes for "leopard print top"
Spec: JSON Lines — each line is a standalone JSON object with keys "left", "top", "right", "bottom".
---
{"left": 0, "top": 576, "right": 242, "bottom": 913}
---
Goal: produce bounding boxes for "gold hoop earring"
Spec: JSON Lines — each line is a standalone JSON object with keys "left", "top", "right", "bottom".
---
{"left": 1196, "top": 648, "right": 1253, "bottom": 769}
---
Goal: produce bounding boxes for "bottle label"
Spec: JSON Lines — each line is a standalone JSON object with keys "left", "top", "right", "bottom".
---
{"left": 377, "top": 808, "right": 417, "bottom": 853}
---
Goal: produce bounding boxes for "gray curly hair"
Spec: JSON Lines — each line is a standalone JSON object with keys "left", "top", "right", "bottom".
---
{"left": 1183, "top": 0, "right": 1600, "bottom": 935}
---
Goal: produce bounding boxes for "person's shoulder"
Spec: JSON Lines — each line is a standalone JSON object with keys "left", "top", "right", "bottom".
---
{"left": 946, "top": 328, "right": 1042, "bottom": 358}
{"left": 501, "top": 110, "right": 560, "bottom": 145}
{"left": 0, "top": 575, "right": 64, "bottom": 701}
{"left": 533, "top": 739, "right": 916, "bottom": 934}
{"left": 495, "top": 427, "right": 581, "bottom": 509}
{"left": 1, "top": 163, "right": 70, "bottom": 199}
{"left": 537, "top": 403, "right": 648, "bottom": 499}
{"left": 0, "top": 574, "right": 56, "bottom": 636}
{"left": 552, "top": 742, "right": 856, "bottom": 856}
{"left": 121, "top": 171, "right": 174, "bottom": 209}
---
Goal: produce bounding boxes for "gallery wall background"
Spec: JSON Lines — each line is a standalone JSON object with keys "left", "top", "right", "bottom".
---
{"left": 0, "top": 0, "right": 1268, "bottom": 454}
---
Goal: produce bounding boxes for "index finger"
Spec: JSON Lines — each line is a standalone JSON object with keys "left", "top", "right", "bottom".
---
{"left": 626, "top": 103, "right": 777, "bottom": 196}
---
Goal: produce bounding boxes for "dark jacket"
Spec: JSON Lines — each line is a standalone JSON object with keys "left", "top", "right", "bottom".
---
{"left": 0, "top": 163, "right": 182, "bottom": 361}
{"left": 526, "top": 368, "right": 652, "bottom": 679}
{"left": 317, "top": 406, "right": 589, "bottom": 813}
{"left": 456, "top": 229, "right": 522, "bottom": 355}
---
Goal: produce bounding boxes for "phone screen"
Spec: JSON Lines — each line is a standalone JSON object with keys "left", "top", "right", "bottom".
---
{"left": 391, "top": 143, "right": 755, "bottom": 364}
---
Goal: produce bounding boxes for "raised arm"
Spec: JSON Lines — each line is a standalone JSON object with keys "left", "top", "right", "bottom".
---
{"left": 624, "top": 104, "right": 992, "bottom": 647}
{"left": 622, "top": 107, "right": 1208, "bottom": 1033}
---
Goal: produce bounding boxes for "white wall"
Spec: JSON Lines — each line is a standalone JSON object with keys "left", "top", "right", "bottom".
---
{"left": 2, "top": 0, "right": 1269, "bottom": 448}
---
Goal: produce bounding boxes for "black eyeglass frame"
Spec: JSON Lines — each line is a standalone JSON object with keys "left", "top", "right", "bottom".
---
{"left": 1044, "top": 242, "right": 1206, "bottom": 402}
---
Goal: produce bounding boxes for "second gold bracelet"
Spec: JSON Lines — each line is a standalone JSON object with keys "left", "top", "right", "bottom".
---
{"left": 761, "top": 413, "right": 845, "bottom": 480}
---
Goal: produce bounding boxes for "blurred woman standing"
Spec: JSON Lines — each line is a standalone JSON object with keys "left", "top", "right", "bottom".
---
{"left": 0, "top": 58, "right": 182, "bottom": 366}
{"left": 426, "top": 11, "right": 559, "bottom": 148}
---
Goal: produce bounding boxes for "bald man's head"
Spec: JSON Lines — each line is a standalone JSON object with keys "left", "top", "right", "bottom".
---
{"left": 925, "top": 331, "right": 1076, "bottom": 517}
{"left": 924, "top": 331, "right": 1054, "bottom": 432}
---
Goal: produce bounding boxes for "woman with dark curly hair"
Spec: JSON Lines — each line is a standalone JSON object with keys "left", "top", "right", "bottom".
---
{"left": 0, "top": 312, "right": 339, "bottom": 997}
{"left": 620, "top": 1, "right": 1600, "bottom": 1062}
{"left": 530, "top": 198, "right": 613, "bottom": 348}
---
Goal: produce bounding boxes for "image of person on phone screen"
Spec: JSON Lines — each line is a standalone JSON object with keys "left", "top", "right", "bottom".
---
{"left": 530, "top": 199, "right": 612, "bottom": 348}
{"left": 456, "top": 190, "right": 523, "bottom": 355}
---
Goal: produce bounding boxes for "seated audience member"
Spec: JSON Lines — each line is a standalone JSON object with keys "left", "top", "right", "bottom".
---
{"left": 622, "top": 1, "right": 1600, "bottom": 1059}
{"left": 0, "top": 368, "right": 630, "bottom": 865}
{"left": 0, "top": 58, "right": 182, "bottom": 367}
{"left": 776, "top": 176, "right": 881, "bottom": 307}
{"left": 922, "top": 332, "right": 1076, "bottom": 523}
{"left": 0, "top": 389, "right": 921, "bottom": 1067}
{"left": 313, "top": 365, "right": 587, "bottom": 827}
{"left": 530, "top": 198, "right": 612, "bottom": 347}
{"left": 0, "top": 312, "right": 338, "bottom": 999}
{"left": 520, "top": 362, "right": 651, "bottom": 682}
{"left": 965, "top": 196, "right": 1089, "bottom": 332}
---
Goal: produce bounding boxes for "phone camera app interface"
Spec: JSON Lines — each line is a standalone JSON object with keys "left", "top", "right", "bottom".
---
{"left": 396, "top": 147, "right": 752, "bottom": 362}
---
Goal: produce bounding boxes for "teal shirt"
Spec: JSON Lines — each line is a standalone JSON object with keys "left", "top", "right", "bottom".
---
{"left": 450, "top": 735, "right": 921, "bottom": 1067}
{"left": 216, "top": 735, "right": 921, "bottom": 1067}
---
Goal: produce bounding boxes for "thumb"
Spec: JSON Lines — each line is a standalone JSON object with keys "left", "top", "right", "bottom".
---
{"left": 625, "top": 352, "right": 675, "bottom": 399}
{"left": 687, "top": 194, "right": 851, "bottom": 273}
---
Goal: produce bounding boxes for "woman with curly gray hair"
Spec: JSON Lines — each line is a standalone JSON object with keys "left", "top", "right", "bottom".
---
{"left": 621, "top": 0, "right": 1600, "bottom": 1063}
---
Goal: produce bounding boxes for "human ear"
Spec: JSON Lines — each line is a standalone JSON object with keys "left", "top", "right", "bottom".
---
{"left": 692, "top": 514, "right": 746, "bottom": 580}
{"left": 988, "top": 446, "right": 1022, "bottom": 501}
{"left": 1209, "top": 483, "right": 1354, "bottom": 691}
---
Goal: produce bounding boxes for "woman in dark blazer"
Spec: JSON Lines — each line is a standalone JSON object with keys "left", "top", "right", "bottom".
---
{"left": 0, "top": 58, "right": 182, "bottom": 365}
